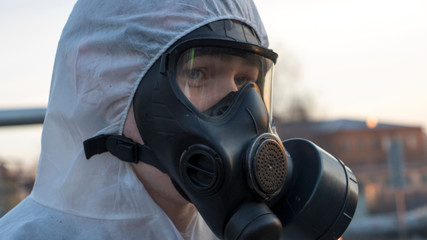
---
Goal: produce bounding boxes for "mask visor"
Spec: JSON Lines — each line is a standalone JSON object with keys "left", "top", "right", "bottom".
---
{"left": 175, "top": 47, "right": 275, "bottom": 118}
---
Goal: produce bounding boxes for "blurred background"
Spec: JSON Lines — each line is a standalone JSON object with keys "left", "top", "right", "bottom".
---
{"left": 1, "top": 0, "right": 426, "bottom": 239}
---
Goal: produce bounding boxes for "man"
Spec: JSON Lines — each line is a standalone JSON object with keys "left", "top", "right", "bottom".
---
{"left": 0, "top": 0, "right": 279, "bottom": 239}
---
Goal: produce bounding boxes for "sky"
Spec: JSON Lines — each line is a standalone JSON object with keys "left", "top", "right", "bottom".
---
{"left": 0, "top": 0, "right": 426, "bottom": 168}
{"left": 256, "top": 0, "right": 427, "bottom": 127}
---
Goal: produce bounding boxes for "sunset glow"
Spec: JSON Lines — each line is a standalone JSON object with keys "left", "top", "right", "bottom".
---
{"left": 366, "top": 117, "right": 378, "bottom": 129}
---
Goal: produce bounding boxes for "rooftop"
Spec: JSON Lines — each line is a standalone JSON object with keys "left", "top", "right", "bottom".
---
{"left": 276, "top": 119, "right": 422, "bottom": 137}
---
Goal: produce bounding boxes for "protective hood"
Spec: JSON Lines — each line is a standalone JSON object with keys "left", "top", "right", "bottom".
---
{"left": 0, "top": 0, "right": 270, "bottom": 239}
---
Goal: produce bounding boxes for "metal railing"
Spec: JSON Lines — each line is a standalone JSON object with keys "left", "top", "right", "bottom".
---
{"left": 0, "top": 108, "right": 46, "bottom": 127}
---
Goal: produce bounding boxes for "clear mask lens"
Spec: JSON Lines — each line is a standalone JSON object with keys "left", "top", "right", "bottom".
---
{"left": 175, "top": 47, "right": 274, "bottom": 117}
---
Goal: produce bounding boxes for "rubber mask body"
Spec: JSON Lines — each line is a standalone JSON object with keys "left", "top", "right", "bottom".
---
{"left": 133, "top": 54, "right": 285, "bottom": 240}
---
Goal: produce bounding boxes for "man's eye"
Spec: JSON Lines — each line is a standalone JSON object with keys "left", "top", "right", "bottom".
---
{"left": 186, "top": 69, "right": 204, "bottom": 80}
{"left": 180, "top": 68, "right": 208, "bottom": 88}
{"left": 234, "top": 76, "right": 251, "bottom": 87}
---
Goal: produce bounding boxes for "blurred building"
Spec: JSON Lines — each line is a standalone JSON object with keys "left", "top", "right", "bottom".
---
{"left": 276, "top": 119, "right": 427, "bottom": 214}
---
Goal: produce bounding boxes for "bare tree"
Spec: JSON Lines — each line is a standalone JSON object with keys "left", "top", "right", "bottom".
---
{"left": 272, "top": 43, "right": 315, "bottom": 122}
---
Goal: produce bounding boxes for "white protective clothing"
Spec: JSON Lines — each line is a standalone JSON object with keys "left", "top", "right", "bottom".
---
{"left": 0, "top": 0, "right": 271, "bottom": 239}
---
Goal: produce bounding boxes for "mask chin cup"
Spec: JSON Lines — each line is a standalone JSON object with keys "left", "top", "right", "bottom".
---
{"left": 224, "top": 202, "right": 282, "bottom": 240}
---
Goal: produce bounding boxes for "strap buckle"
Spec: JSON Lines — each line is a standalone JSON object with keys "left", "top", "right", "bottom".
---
{"left": 105, "top": 135, "right": 139, "bottom": 163}
{"left": 84, "top": 134, "right": 163, "bottom": 170}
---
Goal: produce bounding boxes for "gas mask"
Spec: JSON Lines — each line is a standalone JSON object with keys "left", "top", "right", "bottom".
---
{"left": 84, "top": 20, "right": 358, "bottom": 240}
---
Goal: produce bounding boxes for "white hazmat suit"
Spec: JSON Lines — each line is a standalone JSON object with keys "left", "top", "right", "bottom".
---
{"left": 0, "top": 0, "right": 271, "bottom": 239}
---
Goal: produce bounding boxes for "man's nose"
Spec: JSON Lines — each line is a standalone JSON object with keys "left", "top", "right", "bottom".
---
{"left": 224, "top": 74, "right": 238, "bottom": 92}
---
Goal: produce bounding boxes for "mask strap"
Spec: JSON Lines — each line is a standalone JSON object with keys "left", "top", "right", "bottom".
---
{"left": 83, "top": 134, "right": 166, "bottom": 173}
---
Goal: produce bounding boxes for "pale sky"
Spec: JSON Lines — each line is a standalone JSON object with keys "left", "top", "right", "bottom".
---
{"left": 257, "top": 0, "right": 427, "bottom": 128}
{"left": 1, "top": 0, "right": 426, "bottom": 167}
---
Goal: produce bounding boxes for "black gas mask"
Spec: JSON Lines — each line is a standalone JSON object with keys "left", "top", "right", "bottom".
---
{"left": 84, "top": 20, "right": 358, "bottom": 240}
